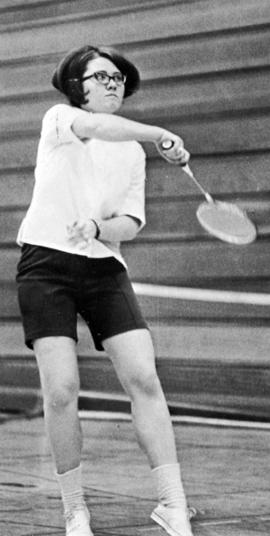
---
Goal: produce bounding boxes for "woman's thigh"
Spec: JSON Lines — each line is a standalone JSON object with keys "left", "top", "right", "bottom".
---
{"left": 103, "top": 329, "right": 159, "bottom": 395}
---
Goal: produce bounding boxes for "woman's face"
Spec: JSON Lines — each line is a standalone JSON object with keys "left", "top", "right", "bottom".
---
{"left": 81, "top": 56, "right": 125, "bottom": 114}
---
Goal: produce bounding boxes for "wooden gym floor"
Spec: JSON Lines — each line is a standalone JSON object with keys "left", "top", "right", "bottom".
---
{"left": 1, "top": 413, "right": 270, "bottom": 535}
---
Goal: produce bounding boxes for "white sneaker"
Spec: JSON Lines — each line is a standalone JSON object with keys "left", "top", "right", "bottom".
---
{"left": 151, "top": 504, "right": 194, "bottom": 536}
{"left": 65, "top": 506, "right": 93, "bottom": 536}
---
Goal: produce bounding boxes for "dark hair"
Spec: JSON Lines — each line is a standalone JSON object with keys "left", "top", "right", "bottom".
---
{"left": 52, "top": 45, "right": 140, "bottom": 107}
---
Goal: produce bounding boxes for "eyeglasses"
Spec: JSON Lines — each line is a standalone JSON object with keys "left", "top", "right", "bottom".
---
{"left": 81, "top": 71, "right": 126, "bottom": 86}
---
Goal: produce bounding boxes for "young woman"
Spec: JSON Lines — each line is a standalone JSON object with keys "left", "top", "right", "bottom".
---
{"left": 16, "top": 45, "right": 195, "bottom": 536}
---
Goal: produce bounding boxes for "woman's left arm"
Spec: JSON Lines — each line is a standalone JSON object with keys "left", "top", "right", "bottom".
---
{"left": 98, "top": 215, "right": 140, "bottom": 241}
{"left": 67, "top": 215, "right": 140, "bottom": 248}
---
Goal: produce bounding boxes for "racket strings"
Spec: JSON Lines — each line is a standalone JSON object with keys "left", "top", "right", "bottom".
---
{"left": 197, "top": 201, "right": 257, "bottom": 244}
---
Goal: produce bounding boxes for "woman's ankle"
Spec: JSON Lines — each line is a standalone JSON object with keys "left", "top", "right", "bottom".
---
{"left": 56, "top": 464, "right": 86, "bottom": 514}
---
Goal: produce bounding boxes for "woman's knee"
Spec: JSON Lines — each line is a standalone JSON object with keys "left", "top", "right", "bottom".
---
{"left": 44, "top": 377, "right": 79, "bottom": 410}
{"left": 34, "top": 336, "right": 80, "bottom": 409}
{"left": 104, "top": 329, "right": 162, "bottom": 398}
{"left": 126, "top": 368, "right": 162, "bottom": 399}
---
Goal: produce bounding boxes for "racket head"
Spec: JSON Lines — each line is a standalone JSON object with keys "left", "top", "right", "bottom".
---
{"left": 196, "top": 200, "right": 257, "bottom": 245}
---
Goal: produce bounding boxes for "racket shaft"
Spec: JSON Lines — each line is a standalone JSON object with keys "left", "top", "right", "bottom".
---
{"left": 161, "top": 140, "right": 213, "bottom": 201}
{"left": 182, "top": 165, "right": 213, "bottom": 202}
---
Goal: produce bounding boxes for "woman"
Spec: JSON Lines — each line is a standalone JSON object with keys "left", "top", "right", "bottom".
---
{"left": 16, "top": 45, "right": 195, "bottom": 536}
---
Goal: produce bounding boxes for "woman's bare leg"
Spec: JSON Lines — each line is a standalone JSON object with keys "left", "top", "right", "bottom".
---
{"left": 103, "top": 329, "right": 178, "bottom": 468}
{"left": 34, "top": 336, "right": 81, "bottom": 474}
{"left": 103, "top": 329, "right": 194, "bottom": 536}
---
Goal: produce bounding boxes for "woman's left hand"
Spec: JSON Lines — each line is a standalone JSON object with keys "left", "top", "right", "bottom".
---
{"left": 67, "top": 219, "right": 97, "bottom": 249}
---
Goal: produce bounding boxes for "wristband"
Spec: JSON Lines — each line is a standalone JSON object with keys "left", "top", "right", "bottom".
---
{"left": 91, "top": 219, "right": 101, "bottom": 239}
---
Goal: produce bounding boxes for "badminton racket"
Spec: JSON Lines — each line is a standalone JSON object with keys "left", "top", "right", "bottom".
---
{"left": 161, "top": 141, "right": 257, "bottom": 245}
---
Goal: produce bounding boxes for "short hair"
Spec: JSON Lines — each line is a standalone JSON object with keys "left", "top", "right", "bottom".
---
{"left": 52, "top": 45, "right": 140, "bottom": 107}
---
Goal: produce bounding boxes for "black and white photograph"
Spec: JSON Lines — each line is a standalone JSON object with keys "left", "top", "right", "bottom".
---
{"left": 1, "top": 1, "right": 270, "bottom": 535}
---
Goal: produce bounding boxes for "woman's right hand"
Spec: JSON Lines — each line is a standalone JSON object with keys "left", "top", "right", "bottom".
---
{"left": 67, "top": 219, "right": 98, "bottom": 249}
{"left": 156, "top": 131, "right": 190, "bottom": 166}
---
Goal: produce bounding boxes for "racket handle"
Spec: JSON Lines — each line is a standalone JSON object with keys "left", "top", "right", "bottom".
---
{"left": 161, "top": 140, "right": 187, "bottom": 168}
{"left": 161, "top": 140, "right": 175, "bottom": 150}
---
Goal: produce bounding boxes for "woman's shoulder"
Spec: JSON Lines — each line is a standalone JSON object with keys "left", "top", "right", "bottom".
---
{"left": 43, "top": 102, "right": 70, "bottom": 118}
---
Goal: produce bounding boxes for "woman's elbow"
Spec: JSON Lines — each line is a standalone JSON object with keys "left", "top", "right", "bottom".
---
{"left": 124, "top": 217, "right": 142, "bottom": 241}
{"left": 126, "top": 229, "right": 139, "bottom": 241}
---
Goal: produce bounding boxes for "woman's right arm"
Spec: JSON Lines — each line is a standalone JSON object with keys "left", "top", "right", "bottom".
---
{"left": 71, "top": 112, "right": 188, "bottom": 164}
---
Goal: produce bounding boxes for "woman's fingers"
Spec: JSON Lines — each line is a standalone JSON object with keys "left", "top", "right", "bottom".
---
{"left": 159, "top": 144, "right": 190, "bottom": 165}
{"left": 177, "top": 147, "right": 190, "bottom": 166}
{"left": 67, "top": 221, "right": 87, "bottom": 245}
{"left": 157, "top": 133, "right": 190, "bottom": 165}
{"left": 67, "top": 219, "right": 97, "bottom": 246}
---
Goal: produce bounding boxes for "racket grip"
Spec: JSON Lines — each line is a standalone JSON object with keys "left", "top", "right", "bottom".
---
{"left": 161, "top": 140, "right": 174, "bottom": 150}
{"left": 161, "top": 140, "right": 188, "bottom": 168}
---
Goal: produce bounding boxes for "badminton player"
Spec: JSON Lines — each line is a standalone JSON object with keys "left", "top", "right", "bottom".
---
{"left": 16, "top": 45, "right": 194, "bottom": 536}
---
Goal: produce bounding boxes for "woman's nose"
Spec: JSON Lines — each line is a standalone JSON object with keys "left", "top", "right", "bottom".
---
{"left": 106, "top": 78, "right": 117, "bottom": 89}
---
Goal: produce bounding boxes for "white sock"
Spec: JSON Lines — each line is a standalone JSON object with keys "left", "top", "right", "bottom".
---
{"left": 56, "top": 464, "right": 86, "bottom": 514}
{"left": 152, "top": 463, "right": 187, "bottom": 510}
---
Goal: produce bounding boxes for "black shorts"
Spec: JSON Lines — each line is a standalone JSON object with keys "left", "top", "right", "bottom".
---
{"left": 16, "top": 244, "right": 148, "bottom": 351}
